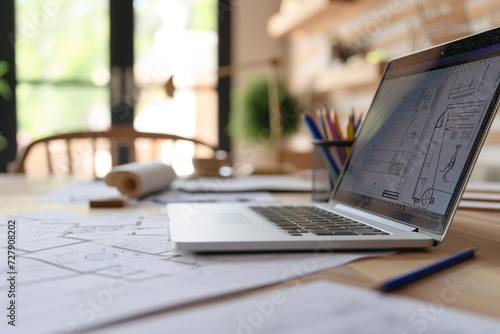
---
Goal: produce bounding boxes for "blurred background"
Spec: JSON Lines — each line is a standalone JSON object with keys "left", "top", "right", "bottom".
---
{"left": 1, "top": 0, "right": 500, "bottom": 179}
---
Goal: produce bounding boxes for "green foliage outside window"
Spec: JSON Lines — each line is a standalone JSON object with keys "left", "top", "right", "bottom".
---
{"left": 15, "top": 0, "right": 217, "bottom": 142}
{"left": 0, "top": 61, "right": 11, "bottom": 100}
{"left": 188, "top": 0, "right": 217, "bottom": 31}
{"left": 0, "top": 60, "right": 10, "bottom": 151}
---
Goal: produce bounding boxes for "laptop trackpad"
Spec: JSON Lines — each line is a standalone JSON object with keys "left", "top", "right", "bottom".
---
{"left": 190, "top": 213, "right": 253, "bottom": 225}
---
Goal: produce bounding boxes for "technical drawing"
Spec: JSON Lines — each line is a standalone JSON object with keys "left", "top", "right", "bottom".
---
{"left": 338, "top": 55, "right": 500, "bottom": 216}
{"left": 412, "top": 110, "right": 448, "bottom": 208}
{"left": 448, "top": 63, "right": 489, "bottom": 99}
{"left": 63, "top": 225, "right": 132, "bottom": 235}
{"left": 1, "top": 211, "right": 378, "bottom": 334}
{"left": 412, "top": 101, "right": 485, "bottom": 208}
{"left": 361, "top": 92, "right": 486, "bottom": 210}
{"left": 441, "top": 144, "right": 462, "bottom": 181}
{"left": 362, "top": 83, "right": 445, "bottom": 197}
{"left": 85, "top": 248, "right": 118, "bottom": 261}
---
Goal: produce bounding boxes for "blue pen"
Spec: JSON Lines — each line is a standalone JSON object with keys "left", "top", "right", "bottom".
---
{"left": 377, "top": 247, "right": 477, "bottom": 292}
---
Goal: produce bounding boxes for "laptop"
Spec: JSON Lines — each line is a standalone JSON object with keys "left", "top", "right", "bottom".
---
{"left": 167, "top": 26, "right": 500, "bottom": 252}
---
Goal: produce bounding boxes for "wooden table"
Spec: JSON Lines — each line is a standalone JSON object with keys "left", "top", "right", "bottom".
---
{"left": 2, "top": 174, "right": 500, "bottom": 325}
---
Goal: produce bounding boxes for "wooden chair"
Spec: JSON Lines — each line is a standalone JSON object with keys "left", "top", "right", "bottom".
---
{"left": 11, "top": 126, "right": 218, "bottom": 177}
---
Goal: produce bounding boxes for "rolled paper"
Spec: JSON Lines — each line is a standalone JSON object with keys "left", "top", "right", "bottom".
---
{"left": 104, "top": 162, "right": 177, "bottom": 198}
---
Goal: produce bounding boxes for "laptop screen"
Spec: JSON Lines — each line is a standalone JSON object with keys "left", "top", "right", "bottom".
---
{"left": 334, "top": 27, "right": 500, "bottom": 234}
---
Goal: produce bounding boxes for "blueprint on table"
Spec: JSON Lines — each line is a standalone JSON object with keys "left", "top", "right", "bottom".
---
{"left": 92, "top": 280, "right": 500, "bottom": 334}
{"left": 0, "top": 212, "right": 391, "bottom": 334}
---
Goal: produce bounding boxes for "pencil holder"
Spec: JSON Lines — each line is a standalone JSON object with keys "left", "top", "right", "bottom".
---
{"left": 312, "top": 139, "right": 353, "bottom": 202}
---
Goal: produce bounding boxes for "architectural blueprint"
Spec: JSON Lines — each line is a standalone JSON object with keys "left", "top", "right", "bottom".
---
{"left": 342, "top": 57, "right": 500, "bottom": 215}
{"left": 91, "top": 280, "right": 500, "bottom": 334}
{"left": 0, "top": 212, "right": 390, "bottom": 334}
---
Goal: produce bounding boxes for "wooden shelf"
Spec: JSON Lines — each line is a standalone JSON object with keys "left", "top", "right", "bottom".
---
{"left": 267, "top": 0, "right": 331, "bottom": 38}
{"left": 267, "top": 0, "right": 386, "bottom": 38}
{"left": 313, "top": 58, "right": 385, "bottom": 95}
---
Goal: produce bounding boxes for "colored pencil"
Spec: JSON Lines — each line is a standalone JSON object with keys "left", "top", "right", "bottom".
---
{"left": 376, "top": 247, "right": 477, "bottom": 292}
{"left": 302, "top": 113, "right": 340, "bottom": 182}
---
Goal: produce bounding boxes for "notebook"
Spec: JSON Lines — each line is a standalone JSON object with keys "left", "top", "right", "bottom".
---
{"left": 167, "top": 26, "right": 500, "bottom": 252}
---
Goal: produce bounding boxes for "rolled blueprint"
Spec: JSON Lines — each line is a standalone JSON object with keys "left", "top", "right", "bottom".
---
{"left": 104, "top": 162, "right": 177, "bottom": 198}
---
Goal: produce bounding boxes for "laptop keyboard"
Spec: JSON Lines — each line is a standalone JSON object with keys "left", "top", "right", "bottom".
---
{"left": 249, "top": 205, "right": 389, "bottom": 237}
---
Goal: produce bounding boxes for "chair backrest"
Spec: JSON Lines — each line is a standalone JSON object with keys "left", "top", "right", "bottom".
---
{"left": 11, "top": 126, "right": 218, "bottom": 177}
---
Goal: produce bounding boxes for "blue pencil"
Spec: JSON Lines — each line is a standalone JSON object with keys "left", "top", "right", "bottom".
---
{"left": 376, "top": 247, "right": 477, "bottom": 292}
{"left": 302, "top": 113, "right": 340, "bottom": 179}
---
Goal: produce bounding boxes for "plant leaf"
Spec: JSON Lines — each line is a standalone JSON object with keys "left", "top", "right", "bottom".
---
{"left": 0, "top": 132, "right": 7, "bottom": 152}
{"left": 0, "top": 61, "right": 9, "bottom": 77}
{"left": 0, "top": 79, "right": 12, "bottom": 100}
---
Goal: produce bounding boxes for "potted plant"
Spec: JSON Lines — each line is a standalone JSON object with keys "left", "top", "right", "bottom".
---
{"left": 229, "top": 76, "right": 300, "bottom": 145}
{"left": 228, "top": 76, "right": 301, "bottom": 173}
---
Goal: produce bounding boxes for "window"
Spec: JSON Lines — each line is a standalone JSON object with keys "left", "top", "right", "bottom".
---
{"left": 134, "top": 0, "right": 218, "bottom": 175}
{"left": 1, "top": 0, "right": 224, "bottom": 175}
{"left": 15, "top": 0, "right": 110, "bottom": 147}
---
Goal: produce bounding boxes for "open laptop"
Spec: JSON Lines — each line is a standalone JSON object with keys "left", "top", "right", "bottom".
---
{"left": 167, "top": 26, "right": 500, "bottom": 252}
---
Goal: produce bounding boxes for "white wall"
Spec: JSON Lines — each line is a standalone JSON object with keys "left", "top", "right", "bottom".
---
{"left": 232, "top": 0, "right": 284, "bottom": 89}
{"left": 230, "top": 0, "right": 289, "bottom": 172}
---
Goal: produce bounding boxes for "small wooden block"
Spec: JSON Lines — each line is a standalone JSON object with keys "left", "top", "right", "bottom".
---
{"left": 89, "top": 197, "right": 126, "bottom": 208}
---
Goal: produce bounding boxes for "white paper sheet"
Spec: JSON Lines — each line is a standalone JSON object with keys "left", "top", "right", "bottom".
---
{"left": 37, "top": 180, "right": 277, "bottom": 205}
{"left": 149, "top": 189, "right": 276, "bottom": 204}
{"left": 0, "top": 212, "right": 392, "bottom": 334}
{"left": 37, "top": 180, "right": 122, "bottom": 204}
{"left": 171, "top": 175, "right": 312, "bottom": 192}
{"left": 91, "top": 280, "right": 500, "bottom": 334}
